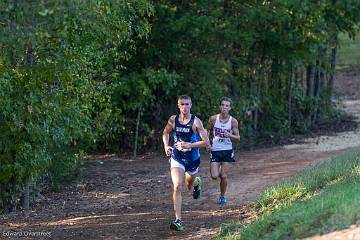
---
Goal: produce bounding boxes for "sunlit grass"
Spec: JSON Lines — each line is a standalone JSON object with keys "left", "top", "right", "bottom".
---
{"left": 214, "top": 147, "right": 360, "bottom": 240}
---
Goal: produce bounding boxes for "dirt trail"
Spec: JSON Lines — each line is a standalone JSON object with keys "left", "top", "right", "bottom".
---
{"left": 1, "top": 69, "right": 359, "bottom": 240}
{"left": 1, "top": 148, "right": 351, "bottom": 240}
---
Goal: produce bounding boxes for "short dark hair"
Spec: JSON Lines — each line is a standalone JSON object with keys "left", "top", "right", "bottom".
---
{"left": 178, "top": 95, "right": 192, "bottom": 102}
{"left": 220, "top": 97, "right": 232, "bottom": 105}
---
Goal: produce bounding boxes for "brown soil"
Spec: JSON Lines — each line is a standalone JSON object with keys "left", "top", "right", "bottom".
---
{"left": 304, "top": 225, "right": 360, "bottom": 240}
{"left": 334, "top": 66, "right": 360, "bottom": 100}
{"left": 0, "top": 68, "right": 359, "bottom": 240}
{"left": 0, "top": 148, "right": 350, "bottom": 240}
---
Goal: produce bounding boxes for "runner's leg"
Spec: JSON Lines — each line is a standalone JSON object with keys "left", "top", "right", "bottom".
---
{"left": 171, "top": 167, "right": 185, "bottom": 220}
{"left": 210, "top": 162, "right": 221, "bottom": 179}
{"left": 220, "top": 162, "right": 230, "bottom": 196}
{"left": 185, "top": 172, "right": 195, "bottom": 190}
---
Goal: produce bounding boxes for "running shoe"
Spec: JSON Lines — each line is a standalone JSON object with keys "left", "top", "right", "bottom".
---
{"left": 193, "top": 176, "right": 202, "bottom": 199}
{"left": 218, "top": 196, "right": 227, "bottom": 205}
{"left": 170, "top": 219, "right": 184, "bottom": 231}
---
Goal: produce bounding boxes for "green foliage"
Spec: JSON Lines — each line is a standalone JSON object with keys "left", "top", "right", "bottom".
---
{"left": 101, "top": 68, "right": 179, "bottom": 151}
{"left": 0, "top": 0, "right": 153, "bottom": 211}
{"left": 1, "top": 0, "right": 360, "bottom": 212}
{"left": 139, "top": 0, "right": 360, "bottom": 149}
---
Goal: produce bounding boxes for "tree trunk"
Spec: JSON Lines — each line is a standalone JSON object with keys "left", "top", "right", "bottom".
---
{"left": 286, "top": 64, "right": 294, "bottom": 134}
{"left": 328, "top": 35, "right": 337, "bottom": 98}
{"left": 254, "top": 82, "right": 259, "bottom": 132}
{"left": 313, "top": 47, "right": 326, "bottom": 125}
{"left": 8, "top": 175, "right": 17, "bottom": 213}
{"left": 23, "top": 175, "right": 30, "bottom": 210}
{"left": 306, "top": 65, "right": 315, "bottom": 128}
{"left": 133, "top": 108, "right": 142, "bottom": 158}
{"left": 306, "top": 65, "right": 315, "bottom": 97}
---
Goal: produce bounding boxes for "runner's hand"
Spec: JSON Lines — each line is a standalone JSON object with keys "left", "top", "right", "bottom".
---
{"left": 164, "top": 146, "right": 173, "bottom": 156}
{"left": 206, "top": 142, "right": 211, "bottom": 151}
{"left": 224, "top": 130, "right": 232, "bottom": 138}
{"left": 175, "top": 141, "right": 191, "bottom": 151}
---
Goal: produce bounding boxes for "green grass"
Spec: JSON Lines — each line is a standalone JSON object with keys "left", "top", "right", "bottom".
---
{"left": 337, "top": 32, "right": 360, "bottom": 66}
{"left": 214, "top": 147, "right": 360, "bottom": 240}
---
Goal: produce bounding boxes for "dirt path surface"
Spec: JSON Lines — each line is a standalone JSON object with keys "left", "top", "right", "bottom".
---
{"left": 0, "top": 148, "right": 351, "bottom": 240}
{"left": 1, "top": 68, "right": 359, "bottom": 240}
{"left": 304, "top": 225, "right": 360, "bottom": 240}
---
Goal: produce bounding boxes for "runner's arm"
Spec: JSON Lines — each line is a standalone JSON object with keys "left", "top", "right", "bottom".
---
{"left": 179, "top": 117, "right": 209, "bottom": 150}
{"left": 205, "top": 115, "right": 216, "bottom": 149}
{"left": 224, "top": 118, "right": 240, "bottom": 141}
{"left": 162, "top": 116, "right": 175, "bottom": 156}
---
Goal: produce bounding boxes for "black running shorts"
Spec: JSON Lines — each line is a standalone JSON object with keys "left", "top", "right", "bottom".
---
{"left": 210, "top": 150, "right": 235, "bottom": 162}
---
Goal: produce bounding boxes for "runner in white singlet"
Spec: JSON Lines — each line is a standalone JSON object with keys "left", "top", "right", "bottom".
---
{"left": 206, "top": 97, "right": 240, "bottom": 205}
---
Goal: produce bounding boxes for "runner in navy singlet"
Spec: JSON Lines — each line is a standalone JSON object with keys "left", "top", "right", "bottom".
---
{"left": 171, "top": 114, "right": 201, "bottom": 173}
{"left": 162, "top": 95, "right": 209, "bottom": 231}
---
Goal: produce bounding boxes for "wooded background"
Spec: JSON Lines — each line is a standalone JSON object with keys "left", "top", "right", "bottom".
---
{"left": 0, "top": 0, "right": 359, "bottom": 212}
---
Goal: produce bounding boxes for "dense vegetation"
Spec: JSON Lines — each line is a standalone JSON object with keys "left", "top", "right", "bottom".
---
{"left": 0, "top": 0, "right": 154, "bottom": 212}
{"left": 0, "top": 0, "right": 359, "bottom": 212}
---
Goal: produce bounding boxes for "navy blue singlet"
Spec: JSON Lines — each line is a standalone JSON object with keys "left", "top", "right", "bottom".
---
{"left": 171, "top": 114, "right": 201, "bottom": 171}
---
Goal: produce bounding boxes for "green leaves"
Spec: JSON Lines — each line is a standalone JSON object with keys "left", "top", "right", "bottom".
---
{"left": 0, "top": 0, "right": 153, "bottom": 210}
{"left": 1, "top": 0, "right": 360, "bottom": 211}
{"left": 113, "top": 68, "right": 178, "bottom": 110}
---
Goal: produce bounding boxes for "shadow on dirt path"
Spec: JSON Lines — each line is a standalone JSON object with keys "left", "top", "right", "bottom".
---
{"left": 0, "top": 148, "right": 350, "bottom": 240}
{"left": 1, "top": 68, "right": 359, "bottom": 240}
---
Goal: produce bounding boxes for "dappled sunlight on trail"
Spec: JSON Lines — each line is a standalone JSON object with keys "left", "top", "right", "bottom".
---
{"left": 303, "top": 225, "right": 360, "bottom": 240}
